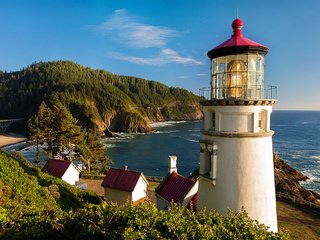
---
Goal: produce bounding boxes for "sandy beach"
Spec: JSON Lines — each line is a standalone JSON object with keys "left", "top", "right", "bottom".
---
{"left": 0, "top": 134, "right": 27, "bottom": 148}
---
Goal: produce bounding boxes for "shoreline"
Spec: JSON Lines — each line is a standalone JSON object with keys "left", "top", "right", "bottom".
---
{"left": 0, "top": 134, "right": 27, "bottom": 148}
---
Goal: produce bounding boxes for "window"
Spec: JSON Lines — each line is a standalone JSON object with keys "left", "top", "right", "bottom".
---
{"left": 211, "top": 112, "right": 216, "bottom": 130}
{"left": 258, "top": 112, "right": 262, "bottom": 128}
{"left": 258, "top": 110, "right": 267, "bottom": 131}
{"left": 200, "top": 142, "right": 218, "bottom": 182}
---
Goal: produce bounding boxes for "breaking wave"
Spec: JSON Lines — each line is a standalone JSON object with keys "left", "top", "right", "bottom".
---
{"left": 150, "top": 121, "right": 187, "bottom": 128}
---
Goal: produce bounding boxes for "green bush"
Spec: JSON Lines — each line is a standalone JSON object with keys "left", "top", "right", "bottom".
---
{"left": 0, "top": 150, "right": 288, "bottom": 239}
{"left": 54, "top": 203, "right": 288, "bottom": 240}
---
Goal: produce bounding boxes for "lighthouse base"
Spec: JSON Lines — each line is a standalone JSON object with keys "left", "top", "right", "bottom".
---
{"left": 197, "top": 134, "right": 278, "bottom": 232}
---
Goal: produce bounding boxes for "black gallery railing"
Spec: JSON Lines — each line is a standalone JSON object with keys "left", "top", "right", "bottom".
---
{"left": 199, "top": 85, "right": 277, "bottom": 101}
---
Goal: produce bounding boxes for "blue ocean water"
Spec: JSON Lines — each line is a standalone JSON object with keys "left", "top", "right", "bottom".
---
{"left": 107, "top": 111, "right": 320, "bottom": 192}
{"left": 271, "top": 111, "right": 320, "bottom": 192}
{"left": 106, "top": 121, "right": 201, "bottom": 178}
{"left": 4, "top": 111, "right": 320, "bottom": 192}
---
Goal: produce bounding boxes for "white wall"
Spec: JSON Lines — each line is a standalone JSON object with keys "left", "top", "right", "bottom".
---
{"left": 203, "top": 105, "right": 272, "bottom": 133}
{"left": 198, "top": 104, "right": 278, "bottom": 232}
{"left": 61, "top": 164, "right": 79, "bottom": 185}
{"left": 132, "top": 176, "right": 148, "bottom": 202}
{"left": 181, "top": 180, "right": 199, "bottom": 206}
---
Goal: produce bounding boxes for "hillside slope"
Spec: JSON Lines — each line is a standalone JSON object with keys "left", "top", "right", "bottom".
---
{"left": 0, "top": 150, "right": 101, "bottom": 237}
{"left": 0, "top": 61, "right": 203, "bottom": 133}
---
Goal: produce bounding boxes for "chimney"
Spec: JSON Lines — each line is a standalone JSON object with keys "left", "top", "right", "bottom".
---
{"left": 168, "top": 156, "right": 177, "bottom": 174}
{"left": 124, "top": 165, "right": 128, "bottom": 171}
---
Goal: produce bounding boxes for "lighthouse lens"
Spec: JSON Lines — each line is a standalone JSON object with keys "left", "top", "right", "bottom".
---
{"left": 226, "top": 60, "right": 246, "bottom": 98}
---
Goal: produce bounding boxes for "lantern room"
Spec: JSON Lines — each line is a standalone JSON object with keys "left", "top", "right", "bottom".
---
{"left": 207, "top": 18, "right": 268, "bottom": 100}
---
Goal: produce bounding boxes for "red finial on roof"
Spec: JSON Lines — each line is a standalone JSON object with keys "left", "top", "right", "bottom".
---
{"left": 232, "top": 18, "right": 243, "bottom": 37}
{"left": 207, "top": 18, "right": 268, "bottom": 58}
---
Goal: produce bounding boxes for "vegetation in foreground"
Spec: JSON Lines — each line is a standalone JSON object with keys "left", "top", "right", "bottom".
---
{"left": 0, "top": 150, "right": 288, "bottom": 239}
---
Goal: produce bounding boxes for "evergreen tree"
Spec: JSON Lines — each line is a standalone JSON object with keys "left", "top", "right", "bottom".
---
{"left": 50, "top": 103, "right": 83, "bottom": 160}
{"left": 29, "top": 102, "right": 83, "bottom": 160}
{"left": 28, "top": 115, "right": 43, "bottom": 165}
{"left": 78, "top": 129, "right": 111, "bottom": 173}
{"left": 28, "top": 102, "right": 112, "bottom": 172}
{"left": 0, "top": 61, "right": 201, "bottom": 132}
{"left": 28, "top": 102, "right": 55, "bottom": 159}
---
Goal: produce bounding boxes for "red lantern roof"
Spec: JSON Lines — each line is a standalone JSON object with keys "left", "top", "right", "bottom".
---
{"left": 207, "top": 18, "right": 268, "bottom": 58}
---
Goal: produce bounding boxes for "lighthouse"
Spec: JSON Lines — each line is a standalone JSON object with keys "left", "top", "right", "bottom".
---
{"left": 197, "top": 18, "right": 278, "bottom": 232}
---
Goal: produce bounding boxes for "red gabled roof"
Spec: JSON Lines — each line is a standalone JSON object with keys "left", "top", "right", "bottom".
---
{"left": 101, "top": 168, "right": 143, "bottom": 192}
{"left": 42, "top": 159, "right": 72, "bottom": 178}
{"left": 156, "top": 171, "right": 196, "bottom": 203}
{"left": 208, "top": 18, "right": 268, "bottom": 58}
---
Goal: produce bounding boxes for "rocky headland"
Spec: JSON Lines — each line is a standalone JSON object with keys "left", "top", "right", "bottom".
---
{"left": 274, "top": 152, "right": 320, "bottom": 206}
{"left": 0, "top": 61, "right": 203, "bottom": 135}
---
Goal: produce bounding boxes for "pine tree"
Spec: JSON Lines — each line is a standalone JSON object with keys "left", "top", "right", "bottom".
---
{"left": 29, "top": 102, "right": 84, "bottom": 161}
{"left": 79, "top": 129, "right": 111, "bottom": 173}
{"left": 50, "top": 103, "right": 83, "bottom": 160}
{"left": 28, "top": 115, "right": 43, "bottom": 165}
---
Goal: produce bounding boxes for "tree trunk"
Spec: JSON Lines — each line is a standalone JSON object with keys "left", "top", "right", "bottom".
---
{"left": 36, "top": 137, "right": 39, "bottom": 165}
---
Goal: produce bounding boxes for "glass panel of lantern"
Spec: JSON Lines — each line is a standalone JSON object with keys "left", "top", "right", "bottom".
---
{"left": 225, "top": 55, "right": 247, "bottom": 98}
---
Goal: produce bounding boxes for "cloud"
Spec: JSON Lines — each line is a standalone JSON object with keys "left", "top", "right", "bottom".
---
{"left": 98, "top": 9, "right": 176, "bottom": 48}
{"left": 177, "top": 76, "right": 191, "bottom": 79}
{"left": 109, "top": 48, "right": 203, "bottom": 66}
{"left": 177, "top": 73, "right": 208, "bottom": 79}
{"left": 98, "top": 10, "right": 202, "bottom": 66}
{"left": 196, "top": 73, "right": 208, "bottom": 76}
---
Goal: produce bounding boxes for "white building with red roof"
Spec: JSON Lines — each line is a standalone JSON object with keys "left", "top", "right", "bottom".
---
{"left": 155, "top": 156, "right": 198, "bottom": 210}
{"left": 42, "top": 159, "right": 81, "bottom": 185}
{"left": 101, "top": 166, "right": 149, "bottom": 204}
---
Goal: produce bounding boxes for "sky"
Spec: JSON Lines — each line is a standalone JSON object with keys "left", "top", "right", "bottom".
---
{"left": 0, "top": 0, "right": 319, "bottom": 110}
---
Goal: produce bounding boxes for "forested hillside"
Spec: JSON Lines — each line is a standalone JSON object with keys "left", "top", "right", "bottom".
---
{"left": 0, "top": 150, "right": 288, "bottom": 239}
{"left": 0, "top": 61, "right": 202, "bottom": 133}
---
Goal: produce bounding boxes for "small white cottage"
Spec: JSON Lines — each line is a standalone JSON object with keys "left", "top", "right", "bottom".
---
{"left": 156, "top": 156, "right": 198, "bottom": 210}
{"left": 42, "top": 159, "right": 81, "bottom": 185}
{"left": 101, "top": 166, "right": 149, "bottom": 204}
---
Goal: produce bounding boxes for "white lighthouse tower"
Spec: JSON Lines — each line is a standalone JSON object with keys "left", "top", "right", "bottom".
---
{"left": 197, "top": 18, "right": 278, "bottom": 232}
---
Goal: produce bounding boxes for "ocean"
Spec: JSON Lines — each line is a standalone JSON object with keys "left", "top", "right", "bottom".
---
{"left": 4, "top": 111, "right": 320, "bottom": 192}
{"left": 107, "top": 111, "right": 320, "bottom": 192}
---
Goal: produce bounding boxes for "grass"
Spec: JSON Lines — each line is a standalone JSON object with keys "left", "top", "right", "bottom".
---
{"left": 277, "top": 199, "right": 320, "bottom": 240}
{"left": 78, "top": 179, "right": 104, "bottom": 196}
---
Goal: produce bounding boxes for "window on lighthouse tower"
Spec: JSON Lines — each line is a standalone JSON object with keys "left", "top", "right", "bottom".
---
{"left": 258, "top": 110, "right": 267, "bottom": 131}
{"left": 211, "top": 112, "right": 216, "bottom": 130}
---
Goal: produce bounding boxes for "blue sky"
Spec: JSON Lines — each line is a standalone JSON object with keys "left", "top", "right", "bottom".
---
{"left": 0, "top": 0, "right": 319, "bottom": 110}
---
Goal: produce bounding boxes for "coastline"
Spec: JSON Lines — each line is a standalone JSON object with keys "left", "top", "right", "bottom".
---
{"left": 0, "top": 134, "right": 27, "bottom": 148}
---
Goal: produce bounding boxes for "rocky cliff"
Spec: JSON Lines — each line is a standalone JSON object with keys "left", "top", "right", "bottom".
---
{"left": 274, "top": 152, "right": 320, "bottom": 205}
